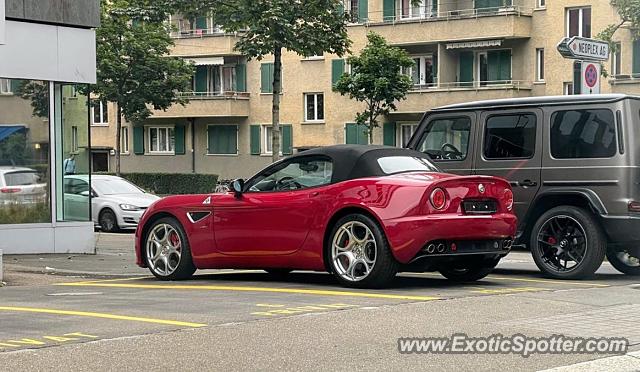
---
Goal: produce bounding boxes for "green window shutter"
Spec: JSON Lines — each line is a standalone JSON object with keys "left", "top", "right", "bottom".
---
{"left": 174, "top": 125, "right": 186, "bottom": 155}
{"left": 236, "top": 64, "right": 247, "bottom": 92}
{"left": 195, "top": 16, "right": 207, "bottom": 30}
{"left": 633, "top": 41, "right": 640, "bottom": 74}
{"left": 282, "top": 124, "right": 293, "bottom": 155}
{"left": 358, "top": 124, "right": 369, "bottom": 144}
{"left": 383, "top": 122, "right": 397, "bottom": 147}
{"left": 133, "top": 126, "right": 145, "bottom": 155}
{"left": 261, "top": 63, "right": 273, "bottom": 93}
{"left": 499, "top": 49, "right": 512, "bottom": 81}
{"left": 383, "top": 0, "right": 395, "bottom": 21}
{"left": 250, "top": 125, "right": 261, "bottom": 155}
{"left": 432, "top": 0, "right": 438, "bottom": 15}
{"left": 208, "top": 125, "right": 237, "bottom": 154}
{"left": 358, "top": 0, "right": 368, "bottom": 22}
{"left": 9, "top": 79, "right": 23, "bottom": 93}
{"left": 345, "top": 123, "right": 357, "bottom": 144}
{"left": 195, "top": 66, "right": 208, "bottom": 93}
{"left": 487, "top": 50, "right": 500, "bottom": 82}
{"left": 459, "top": 52, "right": 474, "bottom": 86}
{"left": 331, "top": 59, "right": 345, "bottom": 88}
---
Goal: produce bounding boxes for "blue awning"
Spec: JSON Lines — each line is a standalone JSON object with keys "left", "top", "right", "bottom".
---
{"left": 0, "top": 126, "right": 26, "bottom": 142}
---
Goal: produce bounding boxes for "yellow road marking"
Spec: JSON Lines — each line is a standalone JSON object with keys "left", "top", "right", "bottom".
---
{"left": 469, "top": 286, "right": 550, "bottom": 295}
{"left": 56, "top": 282, "right": 440, "bottom": 301}
{"left": 0, "top": 306, "right": 206, "bottom": 328}
{"left": 256, "top": 304, "right": 286, "bottom": 308}
{"left": 405, "top": 272, "right": 610, "bottom": 288}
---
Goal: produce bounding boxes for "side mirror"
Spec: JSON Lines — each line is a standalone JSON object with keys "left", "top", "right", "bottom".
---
{"left": 232, "top": 179, "right": 244, "bottom": 197}
{"left": 79, "top": 190, "right": 91, "bottom": 197}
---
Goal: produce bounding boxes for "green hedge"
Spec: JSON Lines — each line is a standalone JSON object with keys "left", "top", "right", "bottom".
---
{"left": 100, "top": 173, "right": 218, "bottom": 195}
{"left": 0, "top": 202, "right": 50, "bottom": 224}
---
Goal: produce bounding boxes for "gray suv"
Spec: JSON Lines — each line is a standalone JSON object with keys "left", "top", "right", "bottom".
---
{"left": 407, "top": 94, "right": 640, "bottom": 279}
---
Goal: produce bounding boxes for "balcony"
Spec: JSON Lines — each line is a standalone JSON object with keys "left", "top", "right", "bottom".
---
{"left": 395, "top": 81, "right": 533, "bottom": 114}
{"left": 357, "top": 5, "right": 532, "bottom": 45}
{"left": 151, "top": 92, "right": 250, "bottom": 119}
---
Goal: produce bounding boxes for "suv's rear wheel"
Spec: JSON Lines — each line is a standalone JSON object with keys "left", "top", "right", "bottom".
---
{"left": 438, "top": 259, "right": 499, "bottom": 282}
{"left": 606, "top": 249, "right": 640, "bottom": 276}
{"left": 530, "top": 206, "right": 605, "bottom": 279}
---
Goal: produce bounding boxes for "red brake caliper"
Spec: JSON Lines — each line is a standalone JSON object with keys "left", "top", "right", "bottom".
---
{"left": 169, "top": 232, "right": 180, "bottom": 250}
{"left": 548, "top": 236, "right": 557, "bottom": 245}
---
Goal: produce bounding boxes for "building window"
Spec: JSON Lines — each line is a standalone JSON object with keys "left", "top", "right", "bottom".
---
{"left": 91, "top": 100, "right": 109, "bottom": 126}
{"left": 194, "top": 65, "right": 237, "bottom": 95}
{"left": 537, "top": 0, "right": 545, "bottom": 8}
{"left": 470, "top": 49, "right": 511, "bottom": 86}
{"left": 121, "top": 127, "right": 129, "bottom": 154}
{"left": 264, "top": 126, "right": 274, "bottom": 154}
{"left": 536, "top": 48, "right": 545, "bottom": 82}
{"left": 0, "top": 79, "right": 12, "bottom": 94}
{"left": 71, "top": 126, "right": 79, "bottom": 153}
{"left": 403, "top": 55, "right": 437, "bottom": 89}
{"left": 612, "top": 42, "right": 622, "bottom": 76}
{"left": 399, "top": 123, "right": 418, "bottom": 147}
{"left": 564, "top": 82, "right": 574, "bottom": 95}
{"left": 304, "top": 93, "right": 324, "bottom": 122}
{"left": 148, "top": 127, "right": 175, "bottom": 153}
{"left": 566, "top": 7, "right": 591, "bottom": 38}
{"left": 399, "top": 0, "right": 436, "bottom": 19}
{"left": 207, "top": 125, "right": 238, "bottom": 155}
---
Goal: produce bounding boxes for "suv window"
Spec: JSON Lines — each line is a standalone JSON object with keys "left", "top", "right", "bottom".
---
{"left": 416, "top": 117, "right": 471, "bottom": 161}
{"left": 484, "top": 113, "right": 536, "bottom": 159}
{"left": 246, "top": 156, "right": 333, "bottom": 192}
{"left": 550, "top": 109, "right": 616, "bottom": 159}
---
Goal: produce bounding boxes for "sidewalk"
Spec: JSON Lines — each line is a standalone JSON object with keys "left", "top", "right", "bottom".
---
{"left": 3, "top": 232, "right": 147, "bottom": 279}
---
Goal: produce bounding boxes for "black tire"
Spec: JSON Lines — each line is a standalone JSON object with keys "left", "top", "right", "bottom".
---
{"left": 99, "top": 208, "right": 119, "bottom": 233}
{"left": 530, "top": 206, "right": 606, "bottom": 279}
{"left": 265, "top": 269, "right": 293, "bottom": 279}
{"left": 606, "top": 249, "right": 640, "bottom": 276}
{"left": 438, "top": 260, "right": 498, "bottom": 282}
{"left": 327, "top": 213, "right": 399, "bottom": 289}
{"left": 144, "top": 217, "right": 196, "bottom": 280}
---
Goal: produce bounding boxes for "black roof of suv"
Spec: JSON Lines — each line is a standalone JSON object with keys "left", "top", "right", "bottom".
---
{"left": 432, "top": 94, "right": 640, "bottom": 112}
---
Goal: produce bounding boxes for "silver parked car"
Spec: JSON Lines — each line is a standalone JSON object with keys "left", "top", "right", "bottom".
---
{"left": 64, "top": 175, "right": 160, "bottom": 232}
{"left": 0, "top": 166, "right": 47, "bottom": 205}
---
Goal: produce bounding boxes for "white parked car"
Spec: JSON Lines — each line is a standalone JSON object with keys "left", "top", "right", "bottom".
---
{"left": 64, "top": 175, "right": 161, "bottom": 232}
{"left": 0, "top": 166, "right": 47, "bottom": 205}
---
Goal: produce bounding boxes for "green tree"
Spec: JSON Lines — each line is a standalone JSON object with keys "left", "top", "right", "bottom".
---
{"left": 94, "top": 0, "right": 194, "bottom": 175}
{"left": 598, "top": 0, "right": 639, "bottom": 44}
{"left": 335, "top": 33, "right": 414, "bottom": 144}
{"left": 0, "top": 133, "right": 30, "bottom": 165}
{"left": 15, "top": 81, "right": 49, "bottom": 119}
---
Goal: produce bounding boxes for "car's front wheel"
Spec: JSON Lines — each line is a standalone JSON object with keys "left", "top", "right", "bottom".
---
{"left": 530, "top": 206, "right": 606, "bottom": 279}
{"left": 328, "top": 213, "right": 398, "bottom": 288}
{"left": 438, "top": 260, "right": 498, "bottom": 282}
{"left": 145, "top": 217, "right": 195, "bottom": 280}
{"left": 99, "top": 208, "right": 119, "bottom": 233}
{"left": 606, "top": 249, "right": 640, "bottom": 276}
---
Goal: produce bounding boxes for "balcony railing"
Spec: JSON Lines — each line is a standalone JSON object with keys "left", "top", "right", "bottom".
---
{"left": 409, "top": 80, "right": 533, "bottom": 91}
{"left": 354, "top": 5, "right": 533, "bottom": 24}
{"left": 177, "top": 91, "right": 250, "bottom": 99}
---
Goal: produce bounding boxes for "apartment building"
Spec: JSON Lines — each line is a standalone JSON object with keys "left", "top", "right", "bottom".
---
{"left": 93, "top": 0, "right": 638, "bottom": 180}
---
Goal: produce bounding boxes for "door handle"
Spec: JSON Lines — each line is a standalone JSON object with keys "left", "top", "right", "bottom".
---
{"left": 519, "top": 180, "right": 538, "bottom": 188}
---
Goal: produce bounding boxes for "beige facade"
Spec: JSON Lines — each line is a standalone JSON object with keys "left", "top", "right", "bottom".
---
{"left": 93, "top": 0, "right": 640, "bottom": 180}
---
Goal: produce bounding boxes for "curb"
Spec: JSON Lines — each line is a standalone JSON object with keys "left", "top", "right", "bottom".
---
{"left": 4, "top": 264, "right": 148, "bottom": 279}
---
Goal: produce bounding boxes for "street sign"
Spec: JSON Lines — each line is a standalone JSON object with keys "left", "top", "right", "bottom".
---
{"left": 557, "top": 37, "right": 610, "bottom": 61}
{"left": 581, "top": 62, "right": 601, "bottom": 94}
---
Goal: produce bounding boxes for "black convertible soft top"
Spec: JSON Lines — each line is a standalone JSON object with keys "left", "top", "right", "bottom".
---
{"left": 293, "top": 145, "right": 438, "bottom": 184}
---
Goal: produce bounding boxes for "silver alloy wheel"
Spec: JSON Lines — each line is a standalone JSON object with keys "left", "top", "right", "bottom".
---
{"left": 146, "top": 223, "right": 182, "bottom": 276}
{"left": 615, "top": 251, "right": 640, "bottom": 267}
{"left": 331, "top": 221, "right": 377, "bottom": 282}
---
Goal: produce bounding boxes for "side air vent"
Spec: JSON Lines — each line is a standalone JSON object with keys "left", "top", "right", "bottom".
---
{"left": 187, "top": 211, "right": 211, "bottom": 223}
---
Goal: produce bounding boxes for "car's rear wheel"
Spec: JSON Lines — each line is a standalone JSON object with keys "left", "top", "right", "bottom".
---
{"left": 438, "top": 259, "right": 498, "bottom": 282}
{"left": 606, "top": 249, "right": 640, "bottom": 276}
{"left": 99, "top": 209, "right": 119, "bottom": 233}
{"left": 328, "top": 214, "right": 398, "bottom": 288}
{"left": 530, "top": 206, "right": 605, "bottom": 279}
{"left": 145, "top": 217, "right": 195, "bottom": 280}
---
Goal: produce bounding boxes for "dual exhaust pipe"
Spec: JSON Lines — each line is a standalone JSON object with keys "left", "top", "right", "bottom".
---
{"left": 425, "top": 243, "right": 446, "bottom": 254}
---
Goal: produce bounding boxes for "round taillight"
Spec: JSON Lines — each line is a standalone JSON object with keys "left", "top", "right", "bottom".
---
{"left": 430, "top": 188, "right": 447, "bottom": 210}
{"left": 504, "top": 189, "right": 514, "bottom": 211}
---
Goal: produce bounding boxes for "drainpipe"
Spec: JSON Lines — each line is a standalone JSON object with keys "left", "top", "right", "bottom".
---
{"left": 189, "top": 118, "right": 196, "bottom": 173}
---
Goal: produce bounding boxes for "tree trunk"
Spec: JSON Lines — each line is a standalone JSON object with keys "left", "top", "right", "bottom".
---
{"left": 271, "top": 46, "right": 283, "bottom": 163}
{"left": 368, "top": 110, "right": 375, "bottom": 144}
{"left": 115, "top": 104, "right": 122, "bottom": 177}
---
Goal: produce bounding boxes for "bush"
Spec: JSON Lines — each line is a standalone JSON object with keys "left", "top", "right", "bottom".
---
{"left": 99, "top": 173, "right": 219, "bottom": 195}
{"left": 0, "top": 202, "right": 51, "bottom": 224}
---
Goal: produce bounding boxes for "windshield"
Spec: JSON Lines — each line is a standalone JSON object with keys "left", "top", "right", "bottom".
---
{"left": 94, "top": 178, "right": 144, "bottom": 195}
{"left": 4, "top": 171, "right": 41, "bottom": 186}
{"left": 377, "top": 156, "right": 440, "bottom": 175}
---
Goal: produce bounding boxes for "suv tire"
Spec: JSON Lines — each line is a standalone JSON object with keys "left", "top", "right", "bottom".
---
{"left": 530, "top": 206, "right": 605, "bottom": 279}
{"left": 606, "top": 249, "right": 640, "bottom": 276}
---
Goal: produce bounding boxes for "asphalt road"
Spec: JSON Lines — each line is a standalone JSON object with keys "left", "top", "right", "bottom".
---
{"left": 0, "top": 233, "right": 639, "bottom": 371}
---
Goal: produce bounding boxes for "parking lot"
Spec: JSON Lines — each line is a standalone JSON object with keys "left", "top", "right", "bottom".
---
{"left": 1, "top": 233, "right": 639, "bottom": 371}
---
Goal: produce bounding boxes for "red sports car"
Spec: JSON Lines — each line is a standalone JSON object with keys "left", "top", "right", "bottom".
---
{"left": 135, "top": 145, "right": 516, "bottom": 288}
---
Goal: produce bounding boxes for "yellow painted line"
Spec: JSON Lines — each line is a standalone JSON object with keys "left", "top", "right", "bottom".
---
{"left": 0, "top": 306, "right": 206, "bottom": 328}
{"left": 56, "top": 282, "right": 440, "bottom": 301}
{"left": 405, "top": 272, "right": 610, "bottom": 288}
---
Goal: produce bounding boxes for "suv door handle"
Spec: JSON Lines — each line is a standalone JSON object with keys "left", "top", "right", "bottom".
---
{"left": 519, "top": 180, "right": 538, "bottom": 188}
